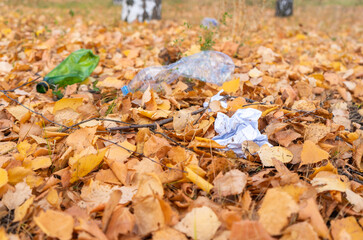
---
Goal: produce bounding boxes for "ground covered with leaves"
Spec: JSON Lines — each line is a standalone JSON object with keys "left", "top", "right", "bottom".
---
{"left": 0, "top": 2, "right": 363, "bottom": 240}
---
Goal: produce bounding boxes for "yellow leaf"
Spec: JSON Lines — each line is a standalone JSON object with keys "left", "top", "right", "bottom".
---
{"left": 96, "top": 77, "right": 123, "bottom": 89}
{"left": 188, "top": 137, "right": 225, "bottom": 149}
{"left": 0, "top": 168, "right": 8, "bottom": 188}
{"left": 34, "top": 210, "right": 74, "bottom": 240}
{"left": 25, "top": 175, "right": 44, "bottom": 188}
{"left": 70, "top": 149, "right": 107, "bottom": 183}
{"left": 184, "top": 166, "right": 213, "bottom": 193}
{"left": 295, "top": 33, "right": 306, "bottom": 40}
{"left": 7, "top": 167, "right": 33, "bottom": 185}
{"left": 0, "top": 227, "right": 8, "bottom": 240}
{"left": 23, "top": 156, "right": 52, "bottom": 170}
{"left": 106, "top": 140, "right": 135, "bottom": 163}
{"left": 17, "top": 140, "right": 36, "bottom": 158}
{"left": 310, "top": 161, "right": 337, "bottom": 179}
{"left": 184, "top": 44, "right": 201, "bottom": 56}
{"left": 300, "top": 140, "right": 329, "bottom": 166}
{"left": 222, "top": 78, "right": 240, "bottom": 94}
{"left": 13, "top": 196, "right": 34, "bottom": 222}
{"left": 138, "top": 109, "right": 171, "bottom": 120}
{"left": 122, "top": 49, "right": 130, "bottom": 57}
{"left": 53, "top": 98, "right": 83, "bottom": 114}
{"left": 1, "top": 28, "right": 12, "bottom": 35}
{"left": 46, "top": 188, "right": 60, "bottom": 207}
{"left": 331, "top": 217, "right": 363, "bottom": 240}
{"left": 261, "top": 105, "right": 279, "bottom": 117}
{"left": 6, "top": 106, "right": 31, "bottom": 123}
{"left": 157, "top": 100, "right": 171, "bottom": 110}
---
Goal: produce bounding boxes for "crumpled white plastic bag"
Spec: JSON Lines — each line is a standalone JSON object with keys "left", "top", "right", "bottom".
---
{"left": 203, "top": 90, "right": 228, "bottom": 109}
{"left": 213, "top": 108, "right": 271, "bottom": 156}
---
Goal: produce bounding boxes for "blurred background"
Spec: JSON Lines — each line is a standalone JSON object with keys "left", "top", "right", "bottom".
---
{"left": 4, "top": 0, "right": 363, "bottom": 23}
{"left": 2, "top": 0, "right": 362, "bottom": 46}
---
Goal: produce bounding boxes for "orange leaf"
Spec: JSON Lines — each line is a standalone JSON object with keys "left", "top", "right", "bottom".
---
{"left": 300, "top": 140, "right": 329, "bottom": 166}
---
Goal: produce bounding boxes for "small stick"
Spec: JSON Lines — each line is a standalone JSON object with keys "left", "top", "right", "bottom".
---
{"left": 107, "top": 107, "right": 207, "bottom": 132}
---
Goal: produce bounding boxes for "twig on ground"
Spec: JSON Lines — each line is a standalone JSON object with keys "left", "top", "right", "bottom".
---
{"left": 0, "top": 90, "right": 69, "bottom": 129}
{"left": 107, "top": 107, "right": 208, "bottom": 132}
{"left": 2, "top": 73, "right": 41, "bottom": 93}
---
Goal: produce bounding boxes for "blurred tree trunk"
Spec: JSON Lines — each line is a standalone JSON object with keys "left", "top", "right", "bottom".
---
{"left": 276, "top": 0, "right": 293, "bottom": 17}
{"left": 121, "top": 0, "right": 162, "bottom": 23}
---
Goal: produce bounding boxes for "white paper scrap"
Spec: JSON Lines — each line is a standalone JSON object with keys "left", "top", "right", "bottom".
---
{"left": 213, "top": 108, "right": 271, "bottom": 156}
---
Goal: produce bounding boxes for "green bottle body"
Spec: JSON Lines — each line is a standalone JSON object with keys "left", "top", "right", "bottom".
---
{"left": 36, "top": 49, "right": 99, "bottom": 94}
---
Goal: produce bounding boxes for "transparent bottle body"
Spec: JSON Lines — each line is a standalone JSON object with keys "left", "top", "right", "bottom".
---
{"left": 121, "top": 51, "right": 235, "bottom": 95}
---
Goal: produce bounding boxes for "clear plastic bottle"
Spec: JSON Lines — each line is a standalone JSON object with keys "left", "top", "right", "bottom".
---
{"left": 121, "top": 50, "right": 235, "bottom": 95}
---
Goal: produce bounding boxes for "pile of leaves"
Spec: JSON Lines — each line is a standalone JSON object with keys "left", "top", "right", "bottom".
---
{"left": 0, "top": 3, "right": 363, "bottom": 240}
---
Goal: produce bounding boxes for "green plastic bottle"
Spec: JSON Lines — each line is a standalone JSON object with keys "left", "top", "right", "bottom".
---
{"left": 36, "top": 49, "right": 99, "bottom": 97}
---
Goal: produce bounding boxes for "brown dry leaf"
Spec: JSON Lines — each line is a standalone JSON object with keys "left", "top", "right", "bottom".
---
{"left": 300, "top": 140, "right": 329, "bottom": 166}
{"left": 248, "top": 67, "right": 263, "bottom": 78}
{"left": 13, "top": 196, "right": 34, "bottom": 222}
{"left": 291, "top": 100, "right": 316, "bottom": 111}
{"left": 143, "top": 135, "right": 171, "bottom": 158}
{"left": 0, "top": 142, "right": 16, "bottom": 155}
{"left": 66, "top": 126, "right": 98, "bottom": 153}
{"left": 257, "top": 145, "right": 293, "bottom": 167}
{"left": 54, "top": 107, "right": 80, "bottom": 126}
{"left": 102, "top": 190, "right": 122, "bottom": 231}
{"left": 298, "top": 198, "right": 330, "bottom": 239}
{"left": 19, "top": 123, "right": 42, "bottom": 141}
{"left": 353, "top": 140, "right": 363, "bottom": 170}
{"left": 258, "top": 188, "right": 299, "bottom": 235}
{"left": 142, "top": 87, "right": 157, "bottom": 111}
{"left": 274, "top": 129, "right": 301, "bottom": 147}
{"left": 106, "top": 140, "right": 136, "bottom": 163}
{"left": 2, "top": 181, "right": 32, "bottom": 210}
{"left": 174, "top": 206, "right": 221, "bottom": 240}
{"left": 106, "top": 207, "right": 135, "bottom": 240}
{"left": 213, "top": 169, "right": 247, "bottom": 196}
{"left": 311, "top": 171, "right": 363, "bottom": 212}
{"left": 6, "top": 105, "right": 31, "bottom": 123}
{"left": 311, "top": 171, "right": 347, "bottom": 192}
{"left": 34, "top": 209, "right": 74, "bottom": 240}
{"left": 324, "top": 72, "right": 342, "bottom": 86}
{"left": 134, "top": 196, "right": 166, "bottom": 236}
{"left": 230, "top": 220, "right": 273, "bottom": 240}
{"left": 173, "top": 109, "right": 192, "bottom": 131}
{"left": 134, "top": 173, "right": 164, "bottom": 199}
{"left": 331, "top": 217, "right": 363, "bottom": 240}
{"left": 281, "top": 222, "right": 319, "bottom": 240}
{"left": 152, "top": 227, "right": 187, "bottom": 240}
{"left": 304, "top": 123, "right": 330, "bottom": 144}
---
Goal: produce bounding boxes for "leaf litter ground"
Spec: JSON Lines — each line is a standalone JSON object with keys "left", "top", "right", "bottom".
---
{"left": 0, "top": 2, "right": 363, "bottom": 240}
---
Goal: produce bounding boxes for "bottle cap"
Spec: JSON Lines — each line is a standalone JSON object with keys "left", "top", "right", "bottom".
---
{"left": 121, "top": 85, "right": 131, "bottom": 95}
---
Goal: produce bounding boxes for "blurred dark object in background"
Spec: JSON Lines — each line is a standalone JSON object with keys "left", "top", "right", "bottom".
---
{"left": 121, "top": 0, "right": 162, "bottom": 23}
{"left": 159, "top": 46, "right": 182, "bottom": 65}
{"left": 276, "top": 0, "right": 293, "bottom": 17}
